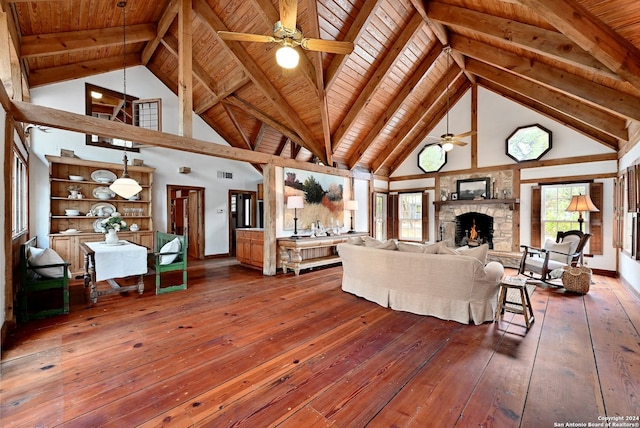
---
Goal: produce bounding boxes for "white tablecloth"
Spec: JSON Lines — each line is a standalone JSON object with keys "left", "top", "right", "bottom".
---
{"left": 86, "top": 241, "right": 148, "bottom": 282}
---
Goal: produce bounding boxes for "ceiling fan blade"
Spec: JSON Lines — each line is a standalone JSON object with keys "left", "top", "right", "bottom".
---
{"left": 453, "top": 130, "right": 476, "bottom": 138}
{"left": 301, "top": 38, "right": 354, "bottom": 54}
{"left": 425, "top": 135, "right": 443, "bottom": 142}
{"left": 451, "top": 140, "right": 468, "bottom": 146}
{"left": 217, "top": 31, "right": 276, "bottom": 44}
{"left": 280, "top": 0, "right": 298, "bottom": 31}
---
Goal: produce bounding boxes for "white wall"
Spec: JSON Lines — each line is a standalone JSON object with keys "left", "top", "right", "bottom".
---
{"left": 29, "top": 67, "right": 262, "bottom": 255}
{"left": 391, "top": 86, "right": 618, "bottom": 272}
{"left": 619, "top": 142, "right": 640, "bottom": 293}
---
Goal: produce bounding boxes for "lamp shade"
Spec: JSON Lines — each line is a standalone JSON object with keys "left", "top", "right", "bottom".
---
{"left": 345, "top": 200, "right": 359, "bottom": 211}
{"left": 442, "top": 142, "right": 454, "bottom": 152}
{"left": 276, "top": 45, "right": 299, "bottom": 69}
{"left": 287, "top": 195, "right": 304, "bottom": 209}
{"left": 566, "top": 194, "right": 599, "bottom": 213}
{"left": 110, "top": 177, "right": 142, "bottom": 199}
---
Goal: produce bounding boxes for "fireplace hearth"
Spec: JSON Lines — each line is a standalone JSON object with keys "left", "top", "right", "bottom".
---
{"left": 456, "top": 212, "right": 493, "bottom": 249}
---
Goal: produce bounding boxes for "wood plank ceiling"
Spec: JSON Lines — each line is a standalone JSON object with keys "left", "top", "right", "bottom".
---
{"left": 6, "top": 0, "right": 640, "bottom": 175}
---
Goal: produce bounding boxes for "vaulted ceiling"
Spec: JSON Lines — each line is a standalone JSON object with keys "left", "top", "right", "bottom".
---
{"left": 6, "top": 0, "right": 640, "bottom": 175}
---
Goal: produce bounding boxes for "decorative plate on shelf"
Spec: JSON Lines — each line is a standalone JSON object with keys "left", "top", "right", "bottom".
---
{"left": 91, "top": 169, "right": 117, "bottom": 184}
{"left": 90, "top": 202, "right": 116, "bottom": 218}
{"left": 93, "top": 218, "right": 106, "bottom": 232}
{"left": 92, "top": 186, "right": 116, "bottom": 199}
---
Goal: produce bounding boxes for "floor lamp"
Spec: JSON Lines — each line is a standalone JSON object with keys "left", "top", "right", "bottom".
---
{"left": 287, "top": 196, "right": 304, "bottom": 238}
{"left": 566, "top": 194, "right": 599, "bottom": 231}
{"left": 345, "top": 200, "right": 358, "bottom": 233}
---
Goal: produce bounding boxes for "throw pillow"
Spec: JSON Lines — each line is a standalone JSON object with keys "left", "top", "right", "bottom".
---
{"left": 543, "top": 239, "right": 572, "bottom": 263}
{"left": 397, "top": 242, "right": 425, "bottom": 253}
{"left": 437, "top": 246, "right": 459, "bottom": 255}
{"left": 422, "top": 241, "right": 445, "bottom": 254}
{"left": 363, "top": 236, "right": 383, "bottom": 247}
{"left": 457, "top": 244, "right": 489, "bottom": 264}
{"left": 28, "top": 247, "right": 67, "bottom": 278}
{"left": 374, "top": 239, "right": 397, "bottom": 250}
{"left": 346, "top": 236, "right": 364, "bottom": 246}
{"left": 159, "top": 237, "right": 182, "bottom": 265}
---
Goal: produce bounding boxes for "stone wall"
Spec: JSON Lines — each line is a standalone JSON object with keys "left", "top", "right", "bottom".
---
{"left": 438, "top": 202, "right": 514, "bottom": 251}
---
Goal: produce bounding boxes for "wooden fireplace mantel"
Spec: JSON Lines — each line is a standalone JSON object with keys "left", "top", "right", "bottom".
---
{"left": 434, "top": 199, "right": 519, "bottom": 211}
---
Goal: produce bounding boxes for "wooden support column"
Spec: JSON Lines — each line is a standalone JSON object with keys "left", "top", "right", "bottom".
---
{"left": 262, "top": 163, "right": 277, "bottom": 275}
{"left": 178, "top": 0, "right": 193, "bottom": 137}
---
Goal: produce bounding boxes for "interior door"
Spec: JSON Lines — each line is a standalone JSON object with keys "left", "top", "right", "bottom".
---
{"left": 167, "top": 185, "right": 205, "bottom": 259}
{"left": 187, "top": 191, "right": 202, "bottom": 258}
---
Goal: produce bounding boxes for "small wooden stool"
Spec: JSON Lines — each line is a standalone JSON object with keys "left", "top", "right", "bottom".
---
{"left": 495, "top": 276, "right": 535, "bottom": 330}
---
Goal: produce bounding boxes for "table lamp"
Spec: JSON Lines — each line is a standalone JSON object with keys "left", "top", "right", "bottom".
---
{"left": 345, "top": 200, "right": 358, "bottom": 233}
{"left": 566, "top": 194, "right": 599, "bottom": 231}
{"left": 287, "top": 196, "right": 304, "bottom": 238}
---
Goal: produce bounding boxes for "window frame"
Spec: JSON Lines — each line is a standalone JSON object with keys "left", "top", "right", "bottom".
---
{"left": 12, "top": 146, "right": 28, "bottom": 238}
{"left": 398, "top": 192, "right": 423, "bottom": 242}
{"left": 540, "top": 183, "right": 590, "bottom": 242}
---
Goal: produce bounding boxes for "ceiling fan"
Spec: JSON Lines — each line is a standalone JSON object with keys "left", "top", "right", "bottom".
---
{"left": 217, "top": 0, "right": 354, "bottom": 69}
{"left": 425, "top": 46, "right": 475, "bottom": 151}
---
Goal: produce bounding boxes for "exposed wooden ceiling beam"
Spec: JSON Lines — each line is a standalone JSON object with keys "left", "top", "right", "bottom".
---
{"left": 451, "top": 34, "right": 640, "bottom": 122}
{"left": 222, "top": 103, "right": 253, "bottom": 150}
{"left": 253, "top": 122, "right": 267, "bottom": 151}
{"left": 465, "top": 58, "right": 627, "bottom": 143}
{"left": 141, "top": 0, "right": 179, "bottom": 65}
{"left": 375, "top": 67, "right": 462, "bottom": 174}
{"left": 20, "top": 23, "right": 156, "bottom": 58}
{"left": 29, "top": 53, "right": 140, "bottom": 87}
{"left": 478, "top": 77, "right": 619, "bottom": 151}
{"left": 178, "top": 0, "right": 193, "bottom": 138}
{"left": 427, "top": 1, "right": 618, "bottom": 81}
{"left": 9, "top": 99, "right": 352, "bottom": 176}
{"left": 516, "top": 0, "right": 640, "bottom": 92}
{"left": 332, "top": 12, "right": 425, "bottom": 154}
{"left": 192, "top": 0, "right": 327, "bottom": 164}
{"left": 346, "top": 44, "right": 442, "bottom": 169}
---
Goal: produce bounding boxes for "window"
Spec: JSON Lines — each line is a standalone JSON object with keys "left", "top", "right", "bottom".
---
{"left": 12, "top": 148, "right": 28, "bottom": 236}
{"left": 541, "top": 183, "right": 589, "bottom": 242}
{"left": 417, "top": 144, "right": 446, "bottom": 173}
{"left": 399, "top": 192, "right": 422, "bottom": 241}
{"left": 373, "top": 193, "right": 387, "bottom": 241}
{"left": 506, "top": 124, "right": 552, "bottom": 162}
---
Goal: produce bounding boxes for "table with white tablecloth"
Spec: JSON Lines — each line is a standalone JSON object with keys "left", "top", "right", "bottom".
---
{"left": 81, "top": 240, "right": 148, "bottom": 304}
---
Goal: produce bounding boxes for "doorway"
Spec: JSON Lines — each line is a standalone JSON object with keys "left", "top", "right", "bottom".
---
{"left": 167, "top": 185, "right": 205, "bottom": 259}
{"left": 228, "top": 190, "right": 257, "bottom": 256}
{"left": 373, "top": 192, "right": 388, "bottom": 241}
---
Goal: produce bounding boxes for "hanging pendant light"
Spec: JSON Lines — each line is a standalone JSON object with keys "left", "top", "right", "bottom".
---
{"left": 109, "top": 1, "right": 142, "bottom": 199}
{"left": 441, "top": 46, "right": 454, "bottom": 152}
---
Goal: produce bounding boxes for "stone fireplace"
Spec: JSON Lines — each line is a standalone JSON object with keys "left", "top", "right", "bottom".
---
{"left": 437, "top": 201, "right": 515, "bottom": 252}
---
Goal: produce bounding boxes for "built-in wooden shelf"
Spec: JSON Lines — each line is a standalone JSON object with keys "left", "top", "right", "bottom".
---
{"left": 434, "top": 198, "right": 519, "bottom": 210}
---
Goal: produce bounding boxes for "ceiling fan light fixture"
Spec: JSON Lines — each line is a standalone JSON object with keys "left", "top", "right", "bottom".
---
{"left": 442, "top": 142, "right": 454, "bottom": 152}
{"left": 276, "top": 42, "right": 299, "bottom": 69}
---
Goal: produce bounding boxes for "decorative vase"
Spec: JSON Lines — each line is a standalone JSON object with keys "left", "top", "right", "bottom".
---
{"left": 105, "top": 229, "right": 119, "bottom": 245}
{"left": 69, "top": 190, "right": 78, "bottom": 199}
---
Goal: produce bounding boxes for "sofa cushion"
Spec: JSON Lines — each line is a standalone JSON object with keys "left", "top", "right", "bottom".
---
{"left": 362, "top": 237, "right": 397, "bottom": 250}
{"left": 423, "top": 241, "right": 445, "bottom": 254}
{"left": 437, "top": 246, "right": 459, "bottom": 255}
{"left": 363, "top": 236, "right": 383, "bottom": 247}
{"left": 346, "top": 235, "right": 364, "bottom": 246}
{"left": 397, "top": 242, "right": 426, "bottom": 253}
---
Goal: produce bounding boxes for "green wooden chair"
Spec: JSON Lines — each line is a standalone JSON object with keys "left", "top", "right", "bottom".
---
{"left": 18, "top": 237, "right": 70, "bottom": 322}
{"left": 153, "top": 231, "right": 187, "bottom": 294}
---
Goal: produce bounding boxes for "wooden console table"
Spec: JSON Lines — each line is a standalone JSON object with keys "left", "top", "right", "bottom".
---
{"left": 277, "top": 233, "right": 368, "bottom": 275}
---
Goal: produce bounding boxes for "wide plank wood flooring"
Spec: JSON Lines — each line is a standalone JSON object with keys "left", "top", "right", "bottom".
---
{"left": 1, "top": 259, "right": 639, "bottom": 427}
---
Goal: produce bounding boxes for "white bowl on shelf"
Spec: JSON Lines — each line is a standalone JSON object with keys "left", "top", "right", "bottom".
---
{"left": 65, "top": 209, "right": 80, "bottom": 216}
{"left": 69, "top": 175, "right": 84, "bottom": 181}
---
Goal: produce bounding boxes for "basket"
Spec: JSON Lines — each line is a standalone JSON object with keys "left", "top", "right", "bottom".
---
{"left": 561, "top": 265, "right": 592, "bottom": 294}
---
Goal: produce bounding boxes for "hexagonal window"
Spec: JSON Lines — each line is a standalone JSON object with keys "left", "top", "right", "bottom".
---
{"left": 418, "top": 144, "right": 447, "bottom": 173}
{"left": 506, "top": 124, "right": 552, "bottom": 162}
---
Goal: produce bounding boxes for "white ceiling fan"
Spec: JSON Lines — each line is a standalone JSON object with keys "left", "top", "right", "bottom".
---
{"left": 425, "top": 46, "right": 475, "bottom": 151}
{"left": 217, "top": 0, "right": 354, "bottom": 69}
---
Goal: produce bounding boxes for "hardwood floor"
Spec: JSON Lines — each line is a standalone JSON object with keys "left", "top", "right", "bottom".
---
{"left": 2, "top": 259, "right": 639, "bottom": 427}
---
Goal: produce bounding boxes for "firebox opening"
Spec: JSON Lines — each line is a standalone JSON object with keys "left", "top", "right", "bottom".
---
{"left": 455, "top": 212, "right": 494, "bottom": 249}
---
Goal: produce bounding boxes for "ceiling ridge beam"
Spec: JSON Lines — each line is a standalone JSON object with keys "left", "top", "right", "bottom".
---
{"left": 465, "top": 58, "right": 627, "bottom": 142}
{"left": 451, "top": 34, "right": 640, "bottom": 122}
{"left": 515, "top": 0, "right": 640, "bottom": 92}
{"left": 346, "top": 44, "right": 443, "bottom": 170}
{"left": 21, "top": 23, "right": 156, "bottom": 58}
{"left": 332, "top": 12, "right": 424, "bottom": 154}
{"left": 193, "top": 0, "right": 326, "bottom": 163}
{"left": 388, "top": 76, "right": 469, "bottom": 174}
{"left": 427, "top": 1, "right": 618, "bottom": 81}
{"left": 141, "top": 0, "right": 179, "bottom": 65}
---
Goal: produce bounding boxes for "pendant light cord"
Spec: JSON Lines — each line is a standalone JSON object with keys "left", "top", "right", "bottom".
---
{"left": 445, "top": 45, "right": 450, "bottom": 136}
{"left": 118, "top": 1, "right": 129, "bottom": 178}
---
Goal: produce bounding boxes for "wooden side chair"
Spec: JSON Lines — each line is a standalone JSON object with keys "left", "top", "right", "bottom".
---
{"left": 518, "top": 230, "right": 591, "bottom": 284}
{"left": 153, "top": 231, "right": 187, "bottom": 294}
{"left": 18, "top": 237, "right": 70, "bottom": 322}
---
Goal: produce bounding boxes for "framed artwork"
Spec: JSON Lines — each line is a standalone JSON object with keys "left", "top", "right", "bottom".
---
{"left": 456, "top": 178, "right": 490, "bottom": 200}
{"left": 451, "top": 192, "right": 458, "bottom": 200}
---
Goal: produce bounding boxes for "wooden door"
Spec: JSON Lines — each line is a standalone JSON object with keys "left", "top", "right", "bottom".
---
{"left": 188, "top": 190, "right": 202, "bottom": 259}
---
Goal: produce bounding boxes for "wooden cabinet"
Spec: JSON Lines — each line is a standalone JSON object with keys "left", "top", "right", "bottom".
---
{"left": 46, "top": 155, "right": 155, "bottom": 277}
{"left": 236, "top": 229, "right": 264, "bottom": 269}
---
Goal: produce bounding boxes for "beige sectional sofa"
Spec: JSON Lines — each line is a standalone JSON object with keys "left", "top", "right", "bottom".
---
{"left": 336, "top": 239, "right": 504, "bottom": 325}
